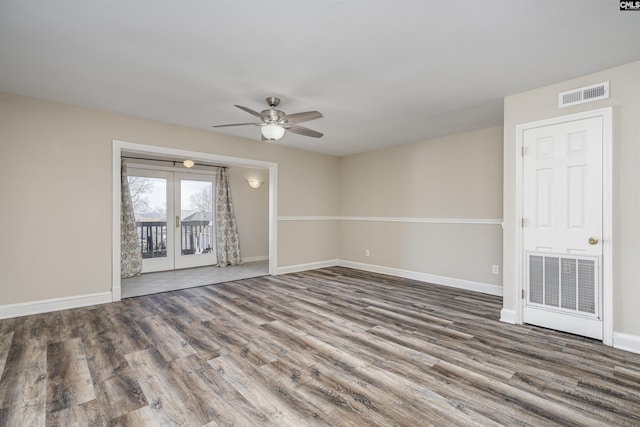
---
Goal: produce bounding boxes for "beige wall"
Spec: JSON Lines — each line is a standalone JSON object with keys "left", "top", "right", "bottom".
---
{"left": 339, "top": 127, "right": 504, "bottom": 286}
{"left": 503, "top": 61, "right": 640, "bottom": 335}
{"left": 228, "top": 166, "right": 269, "bottom": 260}
{"left": 0, "top": 93, "right": 340, "bottom": 305}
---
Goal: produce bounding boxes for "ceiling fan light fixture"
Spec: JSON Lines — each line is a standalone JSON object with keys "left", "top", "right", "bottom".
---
{"left": 261, "top": 123, "right": 286, "bottom": 140}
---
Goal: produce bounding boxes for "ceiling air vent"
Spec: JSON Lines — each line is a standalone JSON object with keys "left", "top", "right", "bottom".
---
{"left": 559, "top": 81, "right": 609, "bottom": 108}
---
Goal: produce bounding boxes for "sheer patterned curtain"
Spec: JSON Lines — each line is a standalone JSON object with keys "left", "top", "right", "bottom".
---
{"left": 215, "top": 167, "right": 241, "bottom": 267}
{"left": 121, "top": 159, "right": 143, "bottom": 278}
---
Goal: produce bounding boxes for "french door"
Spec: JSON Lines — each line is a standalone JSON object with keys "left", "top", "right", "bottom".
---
{"left": 522, "top": 116, "right": 603, "bottom": 339}
{"left": 128, "top": 167, "right": 217, "bottom": 273}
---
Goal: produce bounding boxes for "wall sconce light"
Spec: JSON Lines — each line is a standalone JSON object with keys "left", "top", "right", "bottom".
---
{"left": 183, "top": 159, "right": 195, "bottom": 168}
{"left": 247, "top": 179, "right": 264, "bottom": 189}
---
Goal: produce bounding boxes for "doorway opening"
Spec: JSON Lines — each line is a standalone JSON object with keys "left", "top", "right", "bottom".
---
{"left": 112, "top": 141, "right": 278, "bottom": 301}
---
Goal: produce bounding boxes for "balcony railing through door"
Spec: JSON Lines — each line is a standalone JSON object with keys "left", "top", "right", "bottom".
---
{"left": 137, "top": 217, "right": 213, "bottom": 259}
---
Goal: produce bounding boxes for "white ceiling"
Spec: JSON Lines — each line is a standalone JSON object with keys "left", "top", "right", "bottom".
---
{"left": 1, "top": 1, "right": 639, "bottom": 157}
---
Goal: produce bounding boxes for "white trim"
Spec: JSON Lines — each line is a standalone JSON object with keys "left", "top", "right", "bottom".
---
{"left": 278, "top": 215, "right": 503, "bottom": 225}
{"left": 268, "top": 166, "right": 278, "bottom": 276}
{"left": 278, "top": 216, "right": 340, "bottom": 221}
{"left": 340, "top": 216, "right": 503, "bottom": 225}
{"left": 275, "top": 259, "right": 502, "bottom": 297}
{"left": 113, "top": 140, "right": 278, "bottom": 302}
{"left": 513, "top": 107, "right": 613, "bottom": 345}
{"left": 500, "top": 309, "right": 517, "bottom": 324}
{"left": 337, "top": 260, "right": 503, "bottom": 296}
{"left": 601, "top": 109, "right": 613, "bottom": 346}
{"left": 613, "top": 332, "right": 640, "bottom": 355}
{"left": 241, "top": 255, "right": 269, "bottom": 263}
{"left": 276, "top": 260, "right": 338, "bottom": 275}
{"left": 112, "top": 141, "right": 122, "bottom": 302}
{"left": 0, "top": 292, "right": 112, "bottom": 320}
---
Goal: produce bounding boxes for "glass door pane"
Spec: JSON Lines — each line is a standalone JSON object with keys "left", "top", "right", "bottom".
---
{"left": 127, "top": 168, "right": 174, "bottom": 273}
{"left": 175, "top": 174, "right": 217, "bottom": 269}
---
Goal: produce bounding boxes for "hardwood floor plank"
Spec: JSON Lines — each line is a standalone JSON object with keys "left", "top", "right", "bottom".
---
{"left": 259, "top": 357, "right": 380, "bottom": 427}
{"left": 93, "top": 370, "right": 148, "bottom": 420}
{"left": 275, "top": 353, "right": 431, "bottom": 427}
{"left": 46, "top": 338, "right": 96, "bottom": 413}
{"left": 369, "top": 325, "right": 516, "bottom": 381}
{"left": 209, "top": 353, "right": 329, "bottom": 426}
{"left": 155, "top": 294, "right": 216, "bottom": 323}
{"left": 135, "top": 315, "right": 197, "bottom": 362}
{"left": 194, "top": 292, "right": 276, "bottom": 326}
{"left": 46, "top": 398, "right": 106, "bottom": 426}
{"left": 290, "top": 315, "right": 439, "bottom": 374}
{"left": 1, "top": 267, "right": 639, "bottom": 425}
{"left": 161, "top": 315, "right": 223, "bottom": 361}
{"left": 199, "top": 318, "right": 250, "bottom": 353}
{"left": 0, "top": 402, "right": 45, "bottom": 427}
{"left": 107, "top": 313, "right": 152, "bottom": 355}
{"left": 123, "top": 348, "right": 204, "bottom": 426}
{"left": 0, "top": 332, "right": 14, "bottom": 381}
{"left": 0, "top": 338, "right": 47, "bottom": 410}
{"left": 84, "top": 334, "right": 129, "bottom": 384}
{"left": 172, "top": 354, "right": 271, "bottom": 426}
{"left": 433, "top": 359, "right": 610, "bottom": 426}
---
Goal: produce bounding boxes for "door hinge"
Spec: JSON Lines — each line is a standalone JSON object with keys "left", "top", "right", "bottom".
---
{"left": 521, "top": 146, "right": 526, "bottom": 156}
{"left": 522, "top": 289, "right": 526, "bottom": 299}
{"left": 521, "top": 218, "right": 526, "bottom": 227}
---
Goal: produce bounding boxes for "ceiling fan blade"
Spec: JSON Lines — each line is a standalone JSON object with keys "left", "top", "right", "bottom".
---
{"left": 212, "top": 122, "right": 258, "bottom": 128}
{"left": 285, "top": 111, "right": 323, "bottom": 123}
{"left": 235, "top": 105, "right": 263, "bottom": 118}
{"left": 287, "top": 124, "right": 323, "bottom": 138}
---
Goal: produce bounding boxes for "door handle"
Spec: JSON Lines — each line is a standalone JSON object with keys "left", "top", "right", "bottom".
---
{"left": 176, "top": 215, "right": 180, "bottom": 228}
{"left": 588, "top": 237, "right": 599, "bottom": 245}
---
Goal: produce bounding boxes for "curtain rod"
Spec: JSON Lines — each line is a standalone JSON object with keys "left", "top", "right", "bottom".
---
{"left": 122, "top": 156, "right": 228, "bottom": 169}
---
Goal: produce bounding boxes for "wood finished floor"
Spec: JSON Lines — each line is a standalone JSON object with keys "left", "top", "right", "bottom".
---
{"left": 1, "top": 267, "right": 639, "bottom": 426}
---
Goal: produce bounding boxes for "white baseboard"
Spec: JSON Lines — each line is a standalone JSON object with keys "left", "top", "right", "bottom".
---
{"left": 0, "top": 292, "right": 113, "bottom": 320}
{"left": 276, "top": 259, "right": 338, "bottom": 275}
{"left": 500, "top": 309, "right": 517, "bottom": 324}
{"left": 336, "top": 260, "right": 503, "bottom": 297}
{"left": 1, "top": 260, "right": 502, "bottom": 319}
{"left": 242, "top": 255, "right": 269, "bottom": 263}
{"left": 613, "top": 332, "right": 640, "bottom": 355}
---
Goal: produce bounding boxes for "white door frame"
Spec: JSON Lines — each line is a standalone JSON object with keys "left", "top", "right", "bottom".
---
{"left": 514, "top": 107, "right": 613, "bottom": 345}
{"left": 112, "top": 140, "right": 278, "bottom": 301}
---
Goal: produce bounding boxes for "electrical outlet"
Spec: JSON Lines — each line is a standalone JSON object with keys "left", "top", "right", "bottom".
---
{"left": 365, "top": 249, "right": 370, "bottom": 257}
{"left": 492, "top": 265, "right": 500, "bottom": 275}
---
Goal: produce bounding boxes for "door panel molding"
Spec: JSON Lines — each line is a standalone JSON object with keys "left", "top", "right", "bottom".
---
{"left": 514, "top": 107, "right": 612, "bottom": 345}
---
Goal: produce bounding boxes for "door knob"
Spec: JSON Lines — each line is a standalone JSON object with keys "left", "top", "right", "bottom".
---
{"left": 588, "top": 237, "right": 599, "bottom": 245}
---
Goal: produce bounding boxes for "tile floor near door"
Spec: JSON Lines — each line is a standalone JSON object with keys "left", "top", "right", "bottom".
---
{"left": 121, "top": 260, "right": 269, "bottom": 298}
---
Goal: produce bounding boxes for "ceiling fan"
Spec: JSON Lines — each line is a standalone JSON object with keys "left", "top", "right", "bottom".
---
{"left": 213, "top": 96, "right": 323, "bottom": 141}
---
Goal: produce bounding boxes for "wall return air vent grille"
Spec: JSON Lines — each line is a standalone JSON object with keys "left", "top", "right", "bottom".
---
{"left": 559, "top": 81, "right": 609, "bottom": 108}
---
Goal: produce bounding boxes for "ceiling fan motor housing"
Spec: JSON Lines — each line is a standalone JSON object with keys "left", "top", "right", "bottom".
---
{"left": 261, "top": 108, "right": 287, "bottom": 125}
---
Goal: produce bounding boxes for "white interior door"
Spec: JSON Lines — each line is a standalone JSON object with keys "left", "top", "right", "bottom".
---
{"left": 522, "top": 116, "right": 603, "bottom": 339}
{"left": 128, "top": 167, "right": 217, "bottom": 273}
